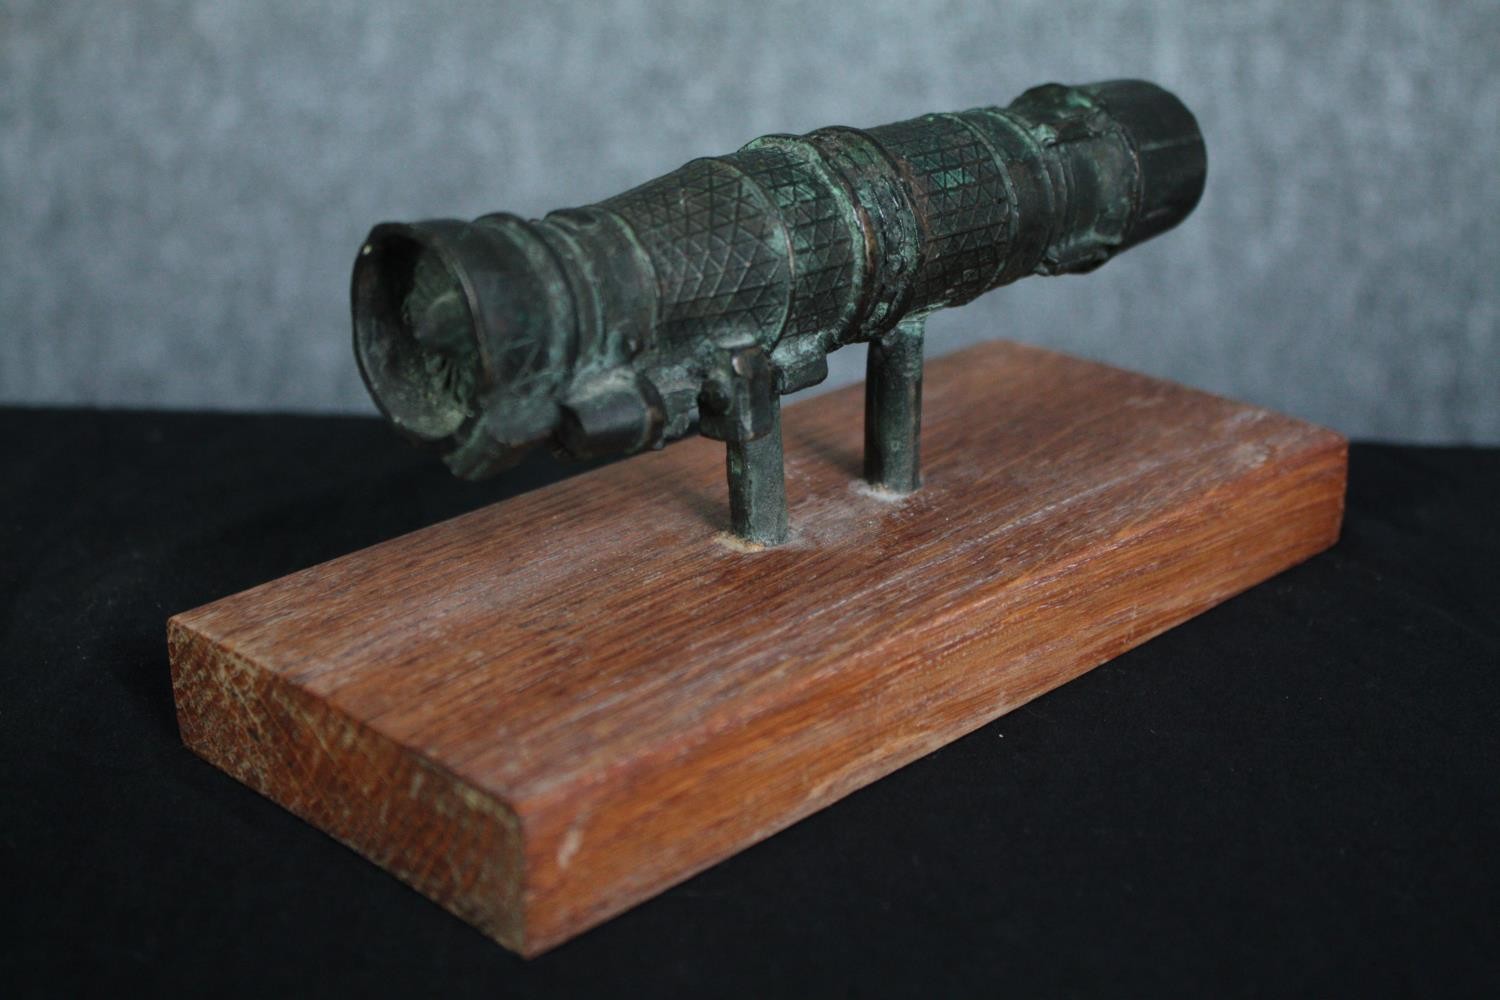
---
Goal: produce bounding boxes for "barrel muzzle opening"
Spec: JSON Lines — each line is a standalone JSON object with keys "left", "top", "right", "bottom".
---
{"left": 353, "top": 226, "right": 483, "bottom": 445}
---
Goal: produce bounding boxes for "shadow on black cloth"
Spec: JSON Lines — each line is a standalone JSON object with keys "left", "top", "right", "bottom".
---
{"left": 1, "top": 407, "right": 1496, "bottom": 996}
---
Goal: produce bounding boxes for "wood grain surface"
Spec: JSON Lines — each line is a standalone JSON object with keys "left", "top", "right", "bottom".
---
{"left": 169, "top": 340, "right": 1348, "bottom": 955}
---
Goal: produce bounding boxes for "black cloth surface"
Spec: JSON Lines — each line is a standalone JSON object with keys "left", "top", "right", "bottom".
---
{"left": 2, "top": 407, "right": 1496, "bottom": 996}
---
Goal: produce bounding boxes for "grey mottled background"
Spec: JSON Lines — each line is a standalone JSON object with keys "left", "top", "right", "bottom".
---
{"left": 2, "top": 0, "right": 1496, "bottom": 441}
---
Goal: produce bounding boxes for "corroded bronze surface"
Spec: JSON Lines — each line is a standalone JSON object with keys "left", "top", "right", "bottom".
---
{"left": 352, "top": 79, "right": 1206, "bottom": 543}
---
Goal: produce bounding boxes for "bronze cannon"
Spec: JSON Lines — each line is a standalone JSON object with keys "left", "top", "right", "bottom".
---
{"left": 352, "top": 79, "right": 1206, "bottom": 544}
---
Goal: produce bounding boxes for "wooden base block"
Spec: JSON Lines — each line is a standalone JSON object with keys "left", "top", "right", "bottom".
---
{"left": 168, "top": 341, "right": 1347, "bottom": 955}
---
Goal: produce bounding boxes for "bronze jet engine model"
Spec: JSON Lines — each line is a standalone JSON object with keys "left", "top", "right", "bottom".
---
{"left": 352, "top": 79, "right": 1206, "bottom": 545}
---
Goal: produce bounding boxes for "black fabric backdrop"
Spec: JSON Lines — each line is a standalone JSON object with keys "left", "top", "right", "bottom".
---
{"left": 1, "top": 407, "right": 1495, "bottom": 996}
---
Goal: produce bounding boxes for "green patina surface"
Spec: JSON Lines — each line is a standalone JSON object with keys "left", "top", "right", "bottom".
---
{"left": 352, "top": 79, "right": 1206, "bottom": 544}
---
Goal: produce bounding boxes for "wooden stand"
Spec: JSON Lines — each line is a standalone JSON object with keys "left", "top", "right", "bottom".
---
{"left": 169, "top": 341, "right": 1346, "bottom": 955}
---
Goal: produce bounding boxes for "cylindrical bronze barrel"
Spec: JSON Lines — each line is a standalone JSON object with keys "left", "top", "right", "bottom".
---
{"left": 353, "top": 79, "right": 1205, "bottom": 478}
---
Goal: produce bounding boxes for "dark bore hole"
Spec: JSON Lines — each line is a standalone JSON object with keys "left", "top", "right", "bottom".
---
{"left": 353, "top": 233, "right": 481, "bottom": 442}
